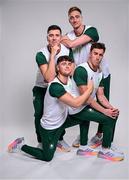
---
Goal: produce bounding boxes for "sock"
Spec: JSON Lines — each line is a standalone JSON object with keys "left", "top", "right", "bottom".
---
{"left": 79, "top": 145, "right": 88, "bottom": 150}
{"left": 101, "top": 147, "right": 110, "bottom": 153}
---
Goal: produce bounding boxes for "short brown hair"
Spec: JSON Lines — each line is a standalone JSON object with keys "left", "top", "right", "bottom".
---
{"left": 57, "top": 55, "right": 74, "bottom": 64}
{"left": 90, "top": 42, "right": 106, "bottom": 53}
{"left": 47, "top": 25, "right": 62, "bottom": 34}
{"left": 68, "top": 6, "right": 82, "bottom": 15}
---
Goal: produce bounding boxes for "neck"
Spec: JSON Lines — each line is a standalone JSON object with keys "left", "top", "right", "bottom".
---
{"left": 87, "top": 60, "right": 98, "bottom": 72}
{"left": 57, "top": 74, "right": 68, "bottom": 85}
{"left": 74, "top": 25, "right": 85, "bottom": 36}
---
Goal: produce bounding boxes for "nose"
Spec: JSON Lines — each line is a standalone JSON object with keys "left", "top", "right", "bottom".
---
{"left": 66, "top": 65, "right": 70, "bottom": 69}
{"left": 52, "top": 36, "right": 56, "bottom": 40}
{"left": 72, "top": 17, "right": 78, "bottom": 22}
{"left": 96, "top": 55, "right": 100, "bottom": 60}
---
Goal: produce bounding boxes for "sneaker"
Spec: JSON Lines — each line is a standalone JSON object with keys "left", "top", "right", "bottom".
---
{"left": 97, "top": 148, "right": 124, "bottom": 161}
{"left": 88, "top": 134, "right": 102, "bottom": 148}
{"left": 57, "top": 140, "right": 71, "bottom": 152}
{"left": 8, "top": 137, "right": 24, "bottom": 153}
{"left": 77, "top": 145, "right": 99, "bottom": 156}
{"left": 111, "top": 143, "right": 124, "bottom": 154}
{"left": 72, "top": 135, "right": 80, "bottom": 148}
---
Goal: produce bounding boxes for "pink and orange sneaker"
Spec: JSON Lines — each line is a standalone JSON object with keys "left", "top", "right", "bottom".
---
{"left": 77, "top": 145, "right": 99, "bottom": 156}
{"left": 97, "top": 148, "right": 124, "bottom": 162}
{"left": 8, "top": 137, "right": 24, "bottom": 153}
{"left": 88, "top": 134, "right": 102, "bottom": 148}
{"left": 56, "top": 140, "right": 71, "bottom": 152}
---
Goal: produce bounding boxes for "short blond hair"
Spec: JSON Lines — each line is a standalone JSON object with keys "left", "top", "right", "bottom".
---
{"left": 68, "top": 6, "right": 82, "bottom": 15}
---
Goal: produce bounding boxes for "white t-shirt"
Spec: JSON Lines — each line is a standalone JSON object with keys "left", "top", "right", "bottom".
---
{"left": 67, "top": 25, "right": 110, "bottom": 78}
{"left": 35, "top": 44, "right": 70, "bottom": 88}
{"left": 68, "top": 62, "right": 103, "bottom": 115}
{"left": 40, "top": 77, "right": 72, "bottom": 130}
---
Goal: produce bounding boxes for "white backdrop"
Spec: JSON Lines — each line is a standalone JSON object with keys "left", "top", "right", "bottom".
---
{"left": 0, "top": 0, "right": 128, "bottom": 153}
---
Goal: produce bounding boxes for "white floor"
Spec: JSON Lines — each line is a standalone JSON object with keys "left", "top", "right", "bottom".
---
{"left": 0, "top": 123, "right": 129, "bottom": 180}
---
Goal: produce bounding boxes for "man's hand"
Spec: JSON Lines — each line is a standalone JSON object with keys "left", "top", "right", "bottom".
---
{"left": 103, "top": 108, "right": 119, "bottom": 119}
{"left": 61, "top": 35, "right": 69, "bottom": 42}
{"left": 50, "top": 45, "right": 60, "bottom": 56}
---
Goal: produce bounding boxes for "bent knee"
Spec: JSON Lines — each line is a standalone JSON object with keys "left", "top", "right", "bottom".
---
{"left": 45, "top": 156, "right": 53, "bottom": 162}
{"left": 43, "top": 143, "right": 56, "bottom": 162}
{"left": 44, "top": 152, "right": 54, "bottom": 162}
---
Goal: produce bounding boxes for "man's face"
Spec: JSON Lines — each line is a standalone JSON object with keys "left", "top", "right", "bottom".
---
{"left": 47, "top": 29, "right": 61, "bottom": 47}
{"left": 90, "top": 48, "right": 104, "bottom": 68}
{"left": 57, "top": 61, "right": 73, "bottom": 77}
{"left": 68, "top": 10, "right": 83, "bottom": 29}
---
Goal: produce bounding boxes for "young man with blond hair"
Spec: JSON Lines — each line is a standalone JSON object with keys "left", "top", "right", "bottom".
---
{"left": 61, "top": 7, "right": 111, "bottom": 148}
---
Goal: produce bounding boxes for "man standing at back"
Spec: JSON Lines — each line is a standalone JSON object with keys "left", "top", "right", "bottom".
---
{"left": 61, "top": 7, "right": 111, "bottom": 147}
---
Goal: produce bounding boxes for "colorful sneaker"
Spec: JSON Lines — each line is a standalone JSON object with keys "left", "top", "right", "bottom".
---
{"left": 8, "top": 137, "right": 24, "bottom": 153}
{"left": 57, "top": 140, "right": 71, "bottom": 152}
{"left": 97, "top": 148, "right": 124, "bottom": 161}
{"left": 88, "top": 134, "right": 102, "bottom": 148}
{"left": 77, "top": 145, "right": 99, "bottom": 156}
{"left": 72, "top": 135, "right": 80, "bottom": 148}
{"left": 111, "top": 143, "right": 124, "bottom": 154}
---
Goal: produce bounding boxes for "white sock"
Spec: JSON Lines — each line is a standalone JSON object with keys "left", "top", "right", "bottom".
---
{"left": 79, "top": 145, "right": 88, "bottom": 150}
{"left": 102, "top": 147, "right": 110, "bottom": 153}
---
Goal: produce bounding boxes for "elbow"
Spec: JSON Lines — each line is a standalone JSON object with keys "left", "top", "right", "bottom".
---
{"left": 45, "top": 78, "right": 54, "bottom": 83}
{"left": 68, "top": 43, "right": 73, "bottom": 48}
{"left": 72, "top": 102, "right": 83, "bottom": 108}
{"left": 65, "top": 42, "right": 73, "bottom": 48}
{"left": 44, "top": 75, "right": 55, "bottom": 83}
{"left": 69, "top": 42, "right": 77, "bottom": 48}
{"left": 46, "top": 78, "right": 52, "bottom": 83}
{"left": 67, "top": 41, "right": 75, "bottom": 48}
{"left": 86, "top": 98, "right": 93, "bottom": 106}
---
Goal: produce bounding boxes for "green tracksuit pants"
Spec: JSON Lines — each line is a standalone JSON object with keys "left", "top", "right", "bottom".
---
{"left": 21, "top": 105, "right": 116, "bottom": 162}
{"left": 97, "top": 74, "right": 111, "bottom": 133}
{"left": 32, "top": 86, "right": 47, "bottom": 143}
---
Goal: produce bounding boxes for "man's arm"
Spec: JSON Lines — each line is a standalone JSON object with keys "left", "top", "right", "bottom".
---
{"left": 50, "top": 81, "right": 93, "bottom": 108}
{"left": 61, "top": 34, "right": 92, "bottom": 48}
{"left": 73, "top": 67, "right": 119, "bottom": 118}
{"left": 78, "top": 85, "right": 119, "bottom": 118}
{"left": 61, "top": 27, "right": 99, "bottom": 48}
{"left": 96, "top": 87, "right": 113, "bottom": 109}
{"left": 36, "top": 45, "right": 59, "bottom": 82}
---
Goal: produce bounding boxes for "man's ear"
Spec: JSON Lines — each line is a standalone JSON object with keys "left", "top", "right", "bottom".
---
{"left": 47, "top": 35, "right": 49, "bottom": 42}
{"left": 89, "top": 51, "right": 92, "bottom": 58}
{"left": 81, "top": 15, "right": 83, "bottom": 22}
{"left": 56, "top": 65, "right": 59, "bottom": 72}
